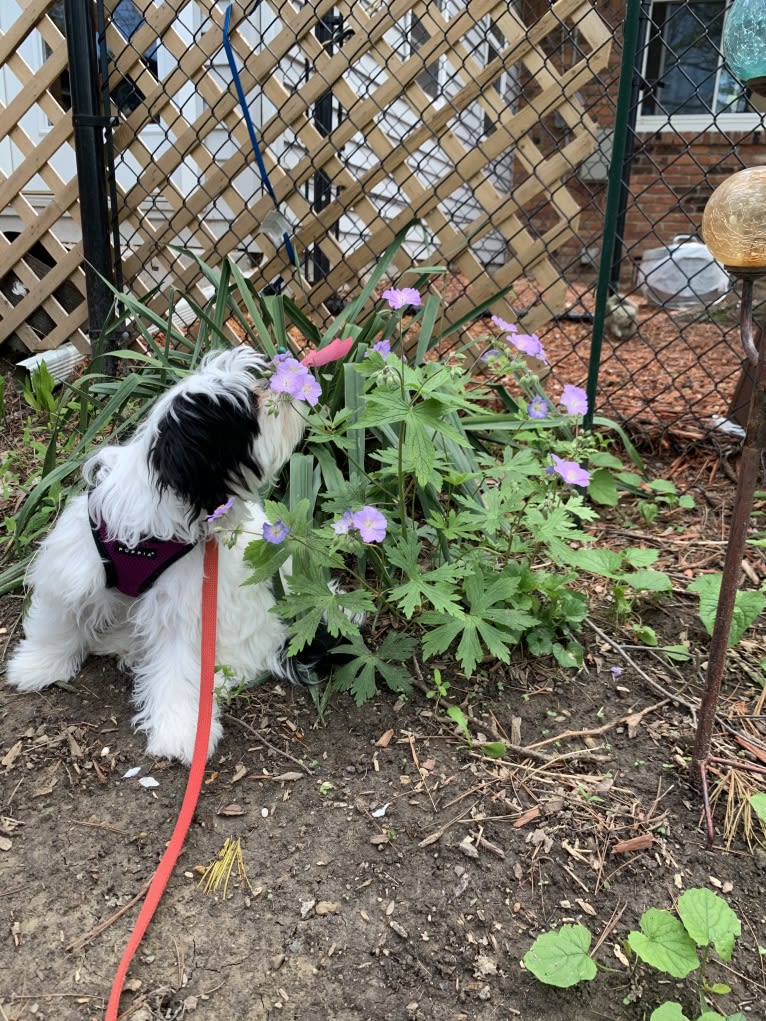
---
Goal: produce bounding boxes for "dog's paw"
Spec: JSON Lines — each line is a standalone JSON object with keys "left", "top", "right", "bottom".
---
{"left": 5, "top": 645, "right": 82, "bottom": 691}
{"left": 141, "top": 715, "right": 223, "bottom": 766}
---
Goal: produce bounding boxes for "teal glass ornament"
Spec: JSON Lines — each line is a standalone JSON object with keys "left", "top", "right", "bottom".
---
{"left": 722, "top": 0, "right": 766, "bottom": 96}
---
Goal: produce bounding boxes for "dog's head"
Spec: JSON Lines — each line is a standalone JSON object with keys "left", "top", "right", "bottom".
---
{"left": 146, "top": 347, "right": 305, "bottom": 521}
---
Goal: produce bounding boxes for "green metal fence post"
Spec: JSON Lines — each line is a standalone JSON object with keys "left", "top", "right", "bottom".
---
{"left": 585, "top": 0, "right": 643, "bottom": 430}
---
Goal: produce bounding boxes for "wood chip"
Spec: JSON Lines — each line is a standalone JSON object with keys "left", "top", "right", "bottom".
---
{"left": 512, "top": 805, "right": 541, "bottom": 828}
{"left": 611, "top": 834, "right": 654, "bottom": 854}
{"left": 375, "top": 729, "right": 395, "bottom": 748}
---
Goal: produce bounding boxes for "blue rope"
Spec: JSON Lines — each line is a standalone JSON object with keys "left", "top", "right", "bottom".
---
{"left": 223, "top": 3, "right": 297, "bottom": 266}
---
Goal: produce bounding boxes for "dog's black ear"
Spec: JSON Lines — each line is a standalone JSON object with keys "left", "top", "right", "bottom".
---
{"left": 149, "top": 390, "right": 262, "bottom": 520}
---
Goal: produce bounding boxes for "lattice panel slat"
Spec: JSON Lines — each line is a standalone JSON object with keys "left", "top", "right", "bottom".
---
{"left": 0, "top": 0, "right": 610, "bottom": 352}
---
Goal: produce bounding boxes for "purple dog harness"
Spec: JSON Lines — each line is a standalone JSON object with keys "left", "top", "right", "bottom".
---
{"left": 89, "top": 503, "right": 195, "bottom": 598}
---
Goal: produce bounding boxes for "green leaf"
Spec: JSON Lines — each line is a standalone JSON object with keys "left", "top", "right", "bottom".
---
{"left": 622, "top": 569, "right": 672, "bottom": 592}
{"left": 523, "top": 924, "right": 597, "bottom": 988}
{"left": 587, "top": 467, "right": 619, "bottom": 506}
{"left": 649, "top": 1004, "right": 691, "bottom": 1021}
{"left": 749, "top": 792, "right": 766, "bottom": 822}
{"left": 552, "top": 641, "right": 583, "bottom": 669}
{"left": 688, "top": 574, "right": 766, "bottom": 647}
{"left": 480, "top": 741, "right": 506, "bottom": 758}
{"left": 388, "top": 561, "right": 465, "bottom": 619}
{"left": 662, "top": 644, "right": 692, "bottom": 663}
{"left": 627, "top": 908, "right": 699, "bottom": 978}
{"left": 632, "top": 624, "right": 659, "bottom": 646}
{"left": 624, "top": 547, "right": 660, "bottom": 568}
{"left": 677, "top": 888, "right": 741, "bottom": 961}
{"left": 421, "top": 615, "right": 466, "bottom": 662}
{"left": 565, "top": 548, "right": 624, "bottom": 579}
{"left": 446, "top": 706, "right": 471, "bottom": 742}
{"left": 333, "top": 631, "right": 416, "bottom": 705}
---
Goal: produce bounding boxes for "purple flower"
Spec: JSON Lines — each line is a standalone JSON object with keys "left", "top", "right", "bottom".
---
{"left": 207, "top": 496, "right": 235, "bottom": 522}
{"left": 351, "top": 506, "right": 388, "bottom": 543}
{"left": 610, "top": 666, "right": 623, "bottom": 678}
{"left": 560, "top": 384, "right": 589, "bottom": 416}
{"left": 550, "top": 454, "right": 590, "bottom": 488}
{"left": 382, "top": 287, "right": 422, "bottom": 310}
{"left": 509, "top": 332, "right": 548, "bottom": 364}
{"left": 480, "top": 348, "right": 501, "bottom": 362}
{"left": 270, "top": 358, "right": 309, "bottom": 395}
{"left": 269, "top": 357, "right": 322, "bottom": 406}
{"left": 490, "top": 315, "right": 518, "bottom": 335}
{"left": 332, "top": 510, "right": 356, "bottom": 535}
{"left": 294, "top": 374, "right": 322, "bottom": 407}
{"left": 263, "top": 519, "right": 289, "bottom": 544}
{"left": 370, "top": 339, "right": 391, "bottom": 356}
{"left": 527, "top": 396, "right": 549, "bottom": 420}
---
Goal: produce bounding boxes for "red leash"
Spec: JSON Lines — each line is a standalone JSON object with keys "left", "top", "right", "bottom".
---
{"left": 105, "top": 538, "right": 219, "bottom": 1021}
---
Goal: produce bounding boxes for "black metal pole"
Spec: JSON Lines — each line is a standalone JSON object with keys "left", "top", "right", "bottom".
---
{"left": 64, "top": 0, "right": 115, "bottom": 368}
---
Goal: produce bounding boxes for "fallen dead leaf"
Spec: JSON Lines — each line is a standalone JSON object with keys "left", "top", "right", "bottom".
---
{"left": 1, "top": 741, "right": 23, "bottom": 769}
{"left": 217, "top": 804, "right": 245, "bottom": 816}
{"left": 613, "top": 944, "right": 630, "bottom": 968}
{"left": 626, "top": 713, "right": 644, "bottom": 739}
{"left": 474, "top": 954, "right": 498, "bottom": 977}
{"left": 459, "top": 836, "right": 479, "bottom": 859}
{"left": 576, "top": 898, "right": 597, "bottom": 916}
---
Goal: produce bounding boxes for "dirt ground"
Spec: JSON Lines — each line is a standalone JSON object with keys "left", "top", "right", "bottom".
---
{"left": 2, "top": 474, "right": 766, "bottom": 1021}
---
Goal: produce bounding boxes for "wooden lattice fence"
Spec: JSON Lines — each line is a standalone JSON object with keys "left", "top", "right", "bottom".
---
{"left": 0, "top": 0, "right": 611, "bottom": 354}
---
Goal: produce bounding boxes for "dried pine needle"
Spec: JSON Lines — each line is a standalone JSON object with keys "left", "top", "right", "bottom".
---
{"left": 708, "top": 765, "right": 766, "bottom": 850}
{"left": 198, "top": 837, "right": 253, "bottom": 898}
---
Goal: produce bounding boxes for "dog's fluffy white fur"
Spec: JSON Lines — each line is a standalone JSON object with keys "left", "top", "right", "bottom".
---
{"left": 6, "top": 347, "right": 311, "bottom": 764}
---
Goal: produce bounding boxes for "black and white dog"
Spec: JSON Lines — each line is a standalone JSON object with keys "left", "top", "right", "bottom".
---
{"left": 6, "top": 347, "right": 317, "bottom": 764}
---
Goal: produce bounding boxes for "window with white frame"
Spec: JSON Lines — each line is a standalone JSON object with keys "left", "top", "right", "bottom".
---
{"left": 638, "top": 0, "right": 764, "bottom": 131}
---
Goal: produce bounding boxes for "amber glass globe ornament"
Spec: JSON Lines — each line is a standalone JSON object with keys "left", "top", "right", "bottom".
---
{"left": 702, "top": 166, "right": 766, "bottom": 278}
{"left": 702, "top": 166, "right": 766, "bottom": 363}
{"left": 706, "top": 167, "right": 766, "bottom": 279}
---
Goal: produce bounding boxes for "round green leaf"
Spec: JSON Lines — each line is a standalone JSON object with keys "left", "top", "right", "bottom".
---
{"left": 627, "top": 908, "right": 699, "bottom": 979}
{"left": 677, "top": 888, "right": 741, "bottom": 961}
{"left": 523, "top": 924, "right": 597, "bottom": 988}
{"left": 650, "top": 1004, "right": 690, "bottom": 1021}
